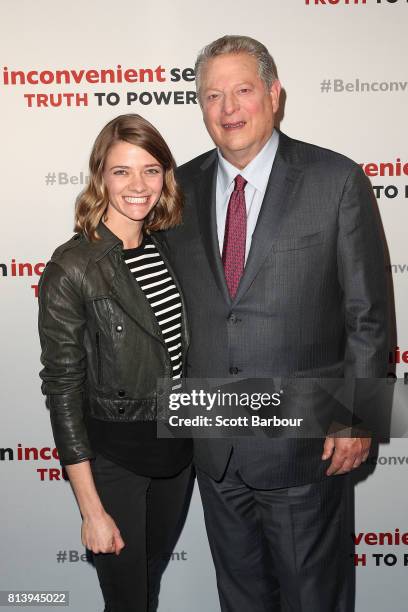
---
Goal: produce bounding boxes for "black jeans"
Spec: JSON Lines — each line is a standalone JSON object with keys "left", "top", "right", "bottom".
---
{"left": 90, "top": 454, "right": 193, "bottom": 612}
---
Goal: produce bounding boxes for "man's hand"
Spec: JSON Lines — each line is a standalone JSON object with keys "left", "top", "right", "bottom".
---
{"left": 322, "top": 434, "right": 371, "bottom": 476}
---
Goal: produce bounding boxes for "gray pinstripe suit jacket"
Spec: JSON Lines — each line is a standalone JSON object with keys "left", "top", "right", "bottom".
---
{"left": 165, "top": 131, "right": 389, "bottom": 488}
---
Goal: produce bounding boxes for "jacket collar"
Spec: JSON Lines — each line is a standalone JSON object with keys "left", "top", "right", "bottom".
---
{"left": 90, "top": 222, "right": 170, "bottom": 262}
{"left": 89, "top": 222, "right": 122, "bottom": 262}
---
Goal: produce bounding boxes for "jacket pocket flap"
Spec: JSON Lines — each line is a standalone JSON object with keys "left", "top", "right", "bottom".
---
{"left": 273, "top": 231, "right": 324, "bottom": 253}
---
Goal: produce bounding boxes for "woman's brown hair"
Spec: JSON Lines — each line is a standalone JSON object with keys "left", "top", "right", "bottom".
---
{"left": 75, "top": 114, "right": 183, "bottom": 241}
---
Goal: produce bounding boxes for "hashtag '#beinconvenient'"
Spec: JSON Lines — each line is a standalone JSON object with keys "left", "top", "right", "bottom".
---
{"left": 320, "top": 79, "right": 331, "bottom": 93}
{"left": 56, "top": 550, "right": 67, "bottom": 563}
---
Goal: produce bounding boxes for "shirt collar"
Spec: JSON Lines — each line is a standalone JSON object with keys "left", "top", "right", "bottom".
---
{"left": 217, "top": 129, "right": 279, "bottom": 195}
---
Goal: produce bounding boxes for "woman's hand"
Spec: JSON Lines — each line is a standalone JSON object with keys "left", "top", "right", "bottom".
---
{"left": 65, "top": 461, "right": 125, "bottom": 556}
{"left": 81, "top": 511, "right": 125, "bottom": 555}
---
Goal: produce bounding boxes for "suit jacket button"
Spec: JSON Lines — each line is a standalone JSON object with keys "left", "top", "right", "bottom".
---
{"left": 229, "top": 367, "right": 240, "bottom": 375}
{"left": 116, "top": 324, "right": 123, "bottom": 332}
{"left": 228, "top": 313, "right": 238, "bottom": 324}
{"left": 118, "top": 390, "right": 126, "bottom": 397}
{"left": 118, "top": 406, "right": 125, "bottom": 414}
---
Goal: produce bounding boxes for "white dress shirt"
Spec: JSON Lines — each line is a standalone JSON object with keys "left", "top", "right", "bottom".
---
{"left": 216, "top": 129, "right": 279, "bottom": 263}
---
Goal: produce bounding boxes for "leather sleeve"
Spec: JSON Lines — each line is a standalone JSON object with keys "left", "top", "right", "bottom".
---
{"left": 38, "top": 261, "right": 94, "bottom": 466}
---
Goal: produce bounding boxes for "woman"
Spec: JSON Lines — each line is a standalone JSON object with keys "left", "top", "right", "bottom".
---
{"left": 38, "top": 114, "right": 193, "bottom": 612}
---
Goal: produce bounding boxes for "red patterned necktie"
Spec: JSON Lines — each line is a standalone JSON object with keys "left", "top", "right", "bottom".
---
{"left": 222, "top": 174, "right": 247, "bottom": 298}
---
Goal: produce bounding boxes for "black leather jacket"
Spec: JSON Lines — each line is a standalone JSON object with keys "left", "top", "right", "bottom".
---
{"left": 38, "top": 223, "right": 189, "bottom": 466}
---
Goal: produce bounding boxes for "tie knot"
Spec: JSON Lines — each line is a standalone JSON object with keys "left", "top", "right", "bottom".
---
{"left": 234, "top": 175, "right": 247, "bottom": 192}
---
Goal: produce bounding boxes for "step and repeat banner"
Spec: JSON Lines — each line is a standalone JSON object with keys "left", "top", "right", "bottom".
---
{"left": 1, "top": 1, "right": 407, "bottom": 610}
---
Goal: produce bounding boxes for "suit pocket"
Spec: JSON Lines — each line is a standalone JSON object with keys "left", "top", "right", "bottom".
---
{"left": 272, "top": 231, "right": 324, "bottom": 253}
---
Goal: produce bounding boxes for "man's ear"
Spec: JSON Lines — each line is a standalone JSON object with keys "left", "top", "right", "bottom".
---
{"left": 270, "top": 80, "right": 281, "bottom": 113}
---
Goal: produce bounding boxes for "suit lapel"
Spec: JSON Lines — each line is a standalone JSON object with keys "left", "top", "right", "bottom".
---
{"left": 233, "top": 136, "right": 303, "bottom": 304}
{"left": 196, "top": 153, "right": 232, "bottom": 304}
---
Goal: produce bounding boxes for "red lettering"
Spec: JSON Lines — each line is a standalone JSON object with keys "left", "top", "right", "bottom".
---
{"left": 25, "top": 447, "right": 39, "bottom": 460}
{"left": 155, "top": 65, "right": 166, "bottom": 82}
{"left": 378, "top": 533, "right": 393, "bottom": 545}
{"left": 353, "top": 554, "right": 366, "bottom": 566}
{"left": 361, "top": 161, "right": 408, "bottom": 177}
{"left": 37, "top": 94, "right": 48, "bottom": 107}
{"left": 365, "top": 533, "right": 378, "bottom": 545}
{"left": 18, "top": 262, "right": 33, "bottom": 276}
{"left": 40, "top": 71, "right": 54, "bottom": 84}
{"left": 353, "top": 529, "right": 408, "bottom": 546}
{"left": 85, "top": 69, "right": 99, "bottom": 83}
{"left": 34, "top": 262, "right": 45, "bottom": 276}
{"left": 26, "top": 71, "right": 38, "bottom": 85}
{"left": 139, "top": 68, "right": 153, "bottom": 82}
{"left": 352, "top": 532, "right": 364, "bottom": 545}
{"left": 69, "top": 69, "right": 85, "bottom": 84}
{"left": 36, "top": 468, "right": 66, "bottom": 481}
{"left": 39, "top": 447, "right": 52, "bottom": 460}
{"left": 49, "top": 93, "right": 63, "bottom": 107}
{"left": 389, "top": 346, "right": 400, "bottom": 364}
{"left": 76, "top": 93, "right": 88, "bottom": 106}
{"left": 23, "top": 93, "right": 35, "bottom": 107}
{"left": 124, "top": 68, "right": 138, "bottom": 82}
{"left": 364, "top": 163, "right": 378, "bottom": 177}
{"left": 24, "top": 93, "right": 88, "bottom": 108}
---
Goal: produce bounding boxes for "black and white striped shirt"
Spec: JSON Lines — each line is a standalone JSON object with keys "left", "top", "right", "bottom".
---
{"left": 123, "top": 235, "right": 183, "bottom": 380}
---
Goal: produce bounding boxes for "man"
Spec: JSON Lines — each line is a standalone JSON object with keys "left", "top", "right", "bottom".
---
{"left": 165, "top": 35, "right": 389, "bottom": 611}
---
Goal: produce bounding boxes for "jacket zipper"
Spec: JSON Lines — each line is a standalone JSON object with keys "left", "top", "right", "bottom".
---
{"left": 95, "top": 331, "right": 102, "bottom": 385}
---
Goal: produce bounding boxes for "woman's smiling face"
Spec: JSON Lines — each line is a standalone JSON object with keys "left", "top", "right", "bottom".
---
{"left": 103, "top": 140, "right": 164, "bottom": 231}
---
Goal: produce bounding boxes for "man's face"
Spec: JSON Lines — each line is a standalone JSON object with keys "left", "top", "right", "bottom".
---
{"left": 199, "top": 53, "right": 281, "bottom": 169}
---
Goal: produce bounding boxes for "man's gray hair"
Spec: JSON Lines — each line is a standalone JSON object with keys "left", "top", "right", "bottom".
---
{"left": 195, "top": 35, "right": 278, "bottom": 98}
